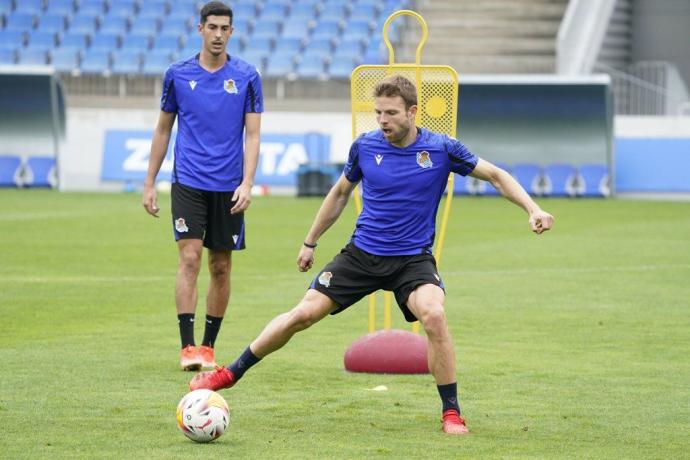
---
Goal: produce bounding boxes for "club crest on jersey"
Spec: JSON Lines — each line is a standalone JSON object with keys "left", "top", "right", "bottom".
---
{"left": 175, "top": 218, "right": 189, "bottom": 233}
{"left": 223, "top": 79, "right": 238, "bottom": 94}
{"left": 417, "top": 151, "right": 433, "bottom": 169}
{"left": 318, "top": 271, "right": 333, "bottom": 288}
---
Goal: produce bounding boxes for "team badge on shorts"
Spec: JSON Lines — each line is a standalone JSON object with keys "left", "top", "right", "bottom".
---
{"left": 318, "top": 271, "right": 333, "bottom": 288}
{"left": 223, "top": 79, "right": 238, "bottom": 94}
{"left": 417, "top": 151, "right": 433, "bottom": 169}
{"left": 175, "top": 218, "right": 189, "bottom": 233}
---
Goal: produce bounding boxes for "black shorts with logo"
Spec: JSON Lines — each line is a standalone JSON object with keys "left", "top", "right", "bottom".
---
{"left": 309, "top": 242, "right": 445, "bottom": 322}
{"left": 171, "top": 182, "right": 246, "bottom": 251}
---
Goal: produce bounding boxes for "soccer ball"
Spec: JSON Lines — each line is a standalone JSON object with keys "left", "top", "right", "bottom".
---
{"left": 176, "top": 389, "right": 230, "bottom": 443}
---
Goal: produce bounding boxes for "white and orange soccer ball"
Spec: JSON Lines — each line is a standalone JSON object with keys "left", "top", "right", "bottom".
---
{"left": 176, "top": 389, "right": 230, "bottom": 443}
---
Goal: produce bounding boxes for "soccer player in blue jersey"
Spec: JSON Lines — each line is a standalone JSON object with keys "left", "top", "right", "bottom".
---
{"left": 190, "top": 75, "right": 553, "bottom": 434}
{"left": 142, "top": 2, "right": 263, "bottom": 371}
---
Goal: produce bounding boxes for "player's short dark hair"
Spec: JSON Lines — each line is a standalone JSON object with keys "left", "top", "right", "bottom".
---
{"left": 374, "top": 75, "right": 418, "bottom": 110}
{"left": 200, "top": 1, "right": 233, "bottom": 25}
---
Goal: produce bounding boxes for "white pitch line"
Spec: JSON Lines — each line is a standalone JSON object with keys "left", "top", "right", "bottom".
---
{"left": 441, "top": 264, "right": 690, "bottom": 277}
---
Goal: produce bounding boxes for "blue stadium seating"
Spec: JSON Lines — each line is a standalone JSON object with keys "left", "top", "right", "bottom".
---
{"left": 90, "top": 32, "right": 120, "bottom": 51}
{"left": 130, "top": 16, "right": 159, "bottom": 35}
{"left": 0, "top": 48, "right": 16, "bottom": 63}
{"left": 100, "top": 15, "right": 129, "bottom": 34}
{"left": 80, "top": 49, "right": 110, "bottom": 74}
{"left": 122, "top": 33, "right": 151, "bottom": 52}
{"left": 264, "top": 54, "right": 294, "bottom": 78}
{"left": 25, "top": 157, "right": 57, "bottom": 188}
{"left": 281, "top": 22, "right": 311, "bottom": 41}
{"left": 138, "top": 1, "right": 169, "bottom": 18}
{"left": 311, "top": 19, "right": 341, "bottom": 41}
{"left": 5, "top": 12, "right": 36, "bottom": 31}
{"left": 163, "top": 16, "right": 190, "bottom": 34}
{"left": 39, "top": 14, "right": 68, "bottom": 34}
{"left": 68, "top": 15, "right": 99, "bottom": 34}
{"left": 1, "top": 30, "right": 26, "bottom": 49}
{"left": 0, "top": 156, "right": 23, "bottom": 187}
{"left": 232, "top": 4, "right": 257, "bottom": 20}
{"left": 111, "top": 49, "right": 142, "bottom": 74}
{"left": 152, "top": 34, "right": 180, "bottom": 53}
{"left": 577, "top": 164, "right": 610, "bottom": 197}
{"left": 328, "top": 57, "right": 358, "bottom": 79}
{"left": 297, "top": 54, "right": 325, "bottom": 79}
{"left": 543, "top": 163, "right": 577, "bottom": 197}
{"left": 45, "top": 0, "right": 75, "bottom": 16}
{"left": 17, "top": 47, "right": 49, "bottom": 65}
{"left": 0, "top": 0, "right": 13, "bottom": 15}
{"left": 260, "top": 4, "right": 287, "bottom": 22}
{"left": 239, "top": 50, "right": 268, "bottom": 71}
{"left": 141, "top": 50, "right": 173, "bottom": 75}
{"left": 289, "top": 4, "right": 317, "bottom": 21}
{"left": 60, "top": 31, "right": 89, "bottom": 49}
{"left": 274, "top": 37, "right": 302, "bottom": 56}
{"left": 252, "top": 21, "right": 281, "bottom": 40}
{"left": 77, "top": 0, "right": 107, "bottom": 16}
{"left": 108, "top": 0, "right": 137, "bottom": 17}
{"left": 511, "top": 163, "right": 543, "bottom": 196}
{"left": 319, "top": 5, "right": 348, "bottom": 23}
{"left": 15, "top": 0, "right": 44, "bottom": 15}
{"left": 51, "top": 47, "right": 80, "bottom": 72}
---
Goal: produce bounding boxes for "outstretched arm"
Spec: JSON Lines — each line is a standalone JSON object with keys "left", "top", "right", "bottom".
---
{"left": 142, "top": 111, "right": 176, "bottom": 217}
{"left": 469, "top": 158, "right": 554, "bottom": 234}
{"left": 296, "top": 174, "right": 358, "bottom": 271}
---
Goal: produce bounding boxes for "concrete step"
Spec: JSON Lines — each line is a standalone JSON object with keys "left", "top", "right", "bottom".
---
{"left": 420, "top": 2, "right": 567, "bottom": 20}
{"left": 421, "top": 19, "right": 561, "bottom": 37}
{"left": 430, "top": 55, "right": 556, "bottom": 74}
{"left": 414, "top": 38, "right": 556, "bottom": 56}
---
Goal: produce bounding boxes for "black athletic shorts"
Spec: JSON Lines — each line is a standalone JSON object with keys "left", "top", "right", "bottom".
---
{"left": 309, "top": 242, "right": 445, "bottom": 322}
{"left": 170, "top": 182, "right": 246, "bottom": 251}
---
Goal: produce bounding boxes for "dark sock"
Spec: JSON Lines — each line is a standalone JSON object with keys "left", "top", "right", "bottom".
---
{"left": 437, "top": 382, "right": 461, "bottom": 413}
{"left": 177, "top": 313, "right": 195, "bottom": 348}
{"left": 228, "top": 346, "right": 261, "bottom": 380}
{"left": 201, "top": 314, "right": 224, "bottom": 347}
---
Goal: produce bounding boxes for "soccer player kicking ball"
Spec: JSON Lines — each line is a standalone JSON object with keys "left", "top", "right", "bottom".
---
{"left": 190, "top": 75, "right": 554, "bottom": 434}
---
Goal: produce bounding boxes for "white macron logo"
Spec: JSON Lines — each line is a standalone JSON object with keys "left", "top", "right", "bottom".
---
{"left": 375, "top": 154, "right": 383, "bottom": 165}
{"left": 232, "top": 235, "right": 239, "bottom": 244}
{"left": 189, "top": 80, "right": 197, "bottom": 90}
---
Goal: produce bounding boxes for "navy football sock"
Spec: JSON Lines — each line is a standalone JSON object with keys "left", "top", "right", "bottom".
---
{"left": 177, "top": 313, "right": 195, "bottom": 348}
{"left": 228, "top": 346, "right": 261, "bottom": 380}
{"left": 437, "top": 382, "right": 461, "bottom": 413}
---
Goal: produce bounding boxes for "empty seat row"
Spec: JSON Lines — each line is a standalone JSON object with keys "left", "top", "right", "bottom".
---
{"left": 454, "top": 163, "right": 610, "bottom": 197}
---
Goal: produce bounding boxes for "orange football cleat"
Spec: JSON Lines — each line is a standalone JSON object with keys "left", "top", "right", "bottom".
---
{"left": 198, "top": 345, "right": 217, "bottom": 369}
{"left": 442, "top": 409, "right": 469, "bottom": 435}
{"left": 189, "top": 366, "right": 236, "bottom": 392}
{"left": 180, "top": 345, "right": 202, "bottom": 372}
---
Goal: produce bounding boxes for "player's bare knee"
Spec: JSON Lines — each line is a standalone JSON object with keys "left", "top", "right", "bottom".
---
{"left": 286, "top": 305, "right": 318, "bottom": 332}
{"left": 179, "top": 250, "right": 202, "bottom": 274}
{"left": 419, "top": 306, "right": 448, "bottom": 336}
{"left": 208, "top": 261, "right": 230, "bottom": 280}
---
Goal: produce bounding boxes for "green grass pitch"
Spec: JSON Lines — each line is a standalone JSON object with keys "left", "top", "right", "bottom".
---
{"left": 1, "top": 190, "right": 689, "bottom": 459}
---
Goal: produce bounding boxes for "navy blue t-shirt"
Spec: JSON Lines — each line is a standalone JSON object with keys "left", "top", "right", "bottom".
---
{"left": 344, "top": 128, "right": 478, "bottom": 256}
{"left": 160, "top": 54, "right": 263, "bottom": 192}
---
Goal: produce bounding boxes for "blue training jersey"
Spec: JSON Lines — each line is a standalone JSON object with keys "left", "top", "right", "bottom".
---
{"left": 343, "top": 128, "right": 478, "bottom": 256}
{"left": 160, "top": 54, "right": 263, "bottom": 192}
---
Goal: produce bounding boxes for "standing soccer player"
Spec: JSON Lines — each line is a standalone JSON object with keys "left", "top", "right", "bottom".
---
{"left": 190, "top": 75, "right": 553, "bottom": 434}
{"left": 142, "top": 1, "right": 263, "bottom": 371}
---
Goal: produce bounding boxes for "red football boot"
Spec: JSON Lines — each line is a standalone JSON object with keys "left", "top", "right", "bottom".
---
{"left": 442, "top": 409, "right": 469, "bottom": 435}
{"left": 189, "top": 366, "right": 236, "bottom": 391}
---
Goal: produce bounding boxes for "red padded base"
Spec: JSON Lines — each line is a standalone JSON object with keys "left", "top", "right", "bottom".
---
{"left": 344, "top": 329, "right": 429, "bottom": 374}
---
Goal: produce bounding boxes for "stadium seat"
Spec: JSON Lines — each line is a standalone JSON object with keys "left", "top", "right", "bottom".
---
{"left": 264, "top": 54, "right": 295, "bottom": 78}
{"left": 76, "top": 0, "right": 106, "bottom": 16}
{"left": 68, "top": 15, "right": 99, "bottom": 34}
{"left": 232, "top": 4, "right": 257, "bottom": 20}
{"left": 17, "top": 48, "right": 49, "bottom": 65}
{"left": 0, "top": 30, "right": 26, "bottom": 49}
{"left": 51, "top": 47, "right": 80, "bottom": 72}
{"left": 99, "top": 15, "right": 129, "bottom": 34}
{"left": 289, "top": 4, "right": 317, "bottom": 22}
{"left": 543, "top": 163, "right": 577, "bottom": 197}
{"left": 152, "top": 34, "right": 180, "bottom": 53}
{"left": 249, "top": 37, "right": 273, "bottom": 54}
{"left": 296, "top": 54, "right": 325, "bottom": 79}
{"left": 350, "top": 5, "right": 379, "bottom": 23}
{"left": 38, "top": 14, "right": 68, "bottom": 34}
{"left": 130, "top": 16, "right": 160, "bottom": 35}
{"left": 80, "top": 49, "right": 110, "bottom": 74}
{"left": 328, "top": 56, "right": 358, "bottom": 79}
{"left": 111, "top": 49, "right": 142, "bottom": 74}
{"left": 259, "top": 4, "right": 286, "bottom": 22}
{"left": 577, "top": 164, "right": 610, "bottom": 197}
{"left": 281, "top": 22, "right": 311, "bottom": 41}
{"left": 311, "top": 20, "right": 341, "bottom": 42}
{"left": 108, "top": 0, "right": 137, "bottom": 17}
{"left": 141, "top": 50, "right": 173, "bottom": 75}
{"left": 319, "top": 5, "right": 348, "bottom": 22}
{"left": 45, "top": 0, "right": 75, "bottom": 16}
{"left": 239, "top": 49, "right": 268, "bottom": 72}
{"left": 90, "top": 32, "right": 120, "bottom": 51}
{"left": 25, "top": 157, "right": 57, "bottom": 188}
{"left": 15, "top": 0, "right": 44, "bottom": 15}
{"left": 161, "top": 16, "right": 190, "bottom": 34}
{"left": 0, "top": 156, "right": 23, "bottom": 187}
{"left": 0, "top": 0, "right": 13, "bottom": 15}
{"left": 60, "top": 31, "right": 90, "bottom": 50}
{"left": 0, "top": 48, "right": 16, "bottom": 64}
{"left": 226, "top": 39, "right": 240, "bottom": 56}
{"left": 121, "top": 33, "right": 151, "bottom": 52}
{"left": 252, "top": 21, "right": 281, "bottom": 40}
{"left": 5, "top": 12, "right": 36, "bottom": 31}
{"left": 138, "top": 1, "right": 170, "bottom": 18}
{"left": 511, "top": 163, "right": 543, "bottom": 196}
{"left": 304, "top": 40, "right": 332, "bottom": 55}
{"left": 274, "top": 38, "right": 302, "bottom": 56}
